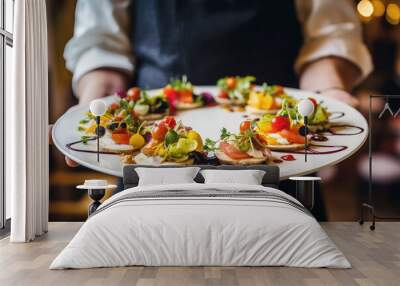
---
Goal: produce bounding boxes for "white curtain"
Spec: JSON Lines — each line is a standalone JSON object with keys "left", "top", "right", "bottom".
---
{"left": 9, "top": 0, "right": 49, "bottom": 242}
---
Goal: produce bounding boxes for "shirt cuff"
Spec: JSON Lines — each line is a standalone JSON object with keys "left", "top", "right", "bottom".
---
{"left": 72, "top": 48, "right": 134, "bottom": 93}
{"left": 295, "top": 37, "right": 373, "bottom": 81}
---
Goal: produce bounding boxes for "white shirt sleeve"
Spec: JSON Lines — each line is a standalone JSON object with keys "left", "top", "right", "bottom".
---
{"left": 295, "top": 0, "right": 373, "bottom": 79}
{"left": 64, "top": 0, "right": 133, "bottom": 91}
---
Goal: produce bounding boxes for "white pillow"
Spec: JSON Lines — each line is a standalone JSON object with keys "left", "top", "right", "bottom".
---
{"left": 135, "top": 167, "right": 200, "bottom": 186}
{"left": 200, "top": 169, "right": 266, "bottom": 185}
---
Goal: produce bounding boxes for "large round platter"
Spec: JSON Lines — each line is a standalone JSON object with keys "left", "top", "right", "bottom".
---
{"left": 52, "top": 86, "right": 368, "bottom": 179}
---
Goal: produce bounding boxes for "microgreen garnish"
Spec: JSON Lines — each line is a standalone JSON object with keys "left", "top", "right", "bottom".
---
{"left": 80, "top": 135, "right": 91, "bottom": 144}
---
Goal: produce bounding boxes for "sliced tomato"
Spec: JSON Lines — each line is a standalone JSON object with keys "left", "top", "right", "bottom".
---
{"left": 164, "top": 86, "right": 179, "bottom": 100}
{"left": 220, "top": 142, "right": 251, "bottom": 160}
{"left": 218, "top": 90, "right": 229, "bottom": 99}
{"left": 112, "top": 130, "right": 130, "bottom": 144}
{"left": 279, "top": 129, "right": 305, "bottom": 144}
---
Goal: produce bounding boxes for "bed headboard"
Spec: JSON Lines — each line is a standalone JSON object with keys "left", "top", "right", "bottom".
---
{"left": 123, "top": 165, "right": 280, "bottom": 189}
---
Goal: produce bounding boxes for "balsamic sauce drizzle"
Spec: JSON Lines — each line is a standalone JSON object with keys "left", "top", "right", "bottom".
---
{"left": 66, "top": 136, "right": 121, "bottom": 155}
{"left": 325, "top": 125, "right": 364, "bottom": 136}
{"left": 273, "top": 144, "right": 348, "bottom": 156}
{"left": 65, "top": 113, "right": 364, "bottom": 158}
{"left": 328, "top": 111, "right": 345, "bottom": 120}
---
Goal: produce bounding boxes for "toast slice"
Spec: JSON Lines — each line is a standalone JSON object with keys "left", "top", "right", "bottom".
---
{"left": 215, "top": 150, "right": 267, "bottom": 165}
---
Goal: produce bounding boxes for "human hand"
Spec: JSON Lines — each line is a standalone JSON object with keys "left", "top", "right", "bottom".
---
{"left": 318, "top": 88, "right": 359, "bottom": 107}
{"left": 49, "top": 125, "right": 80, "bottom": 167}
{"left": 77, "top": 68, "right": 129, "bottom": 105}
{"left": 299, "top": 57, "right": 361, "bottom": 108}
{"left": 51, "top": 69, "right": 129, "bottom": 167}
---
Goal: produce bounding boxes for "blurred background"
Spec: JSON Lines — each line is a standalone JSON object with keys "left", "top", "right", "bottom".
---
{"left": 47, "top": 0, "right": 400, "bottom": 221}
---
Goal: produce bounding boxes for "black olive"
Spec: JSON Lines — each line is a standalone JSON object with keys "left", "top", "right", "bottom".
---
{"left": 95, "top": 126, "right": 106, "bottom": 137}
{"left": 299, "top": 126, "right": 308, "bottom": 136}
{"left": 189, "top": 151, "right": 205, "bottom": 163}
{"left": 107, "top": 122, "right": 119, "bottom": 131}
{"left": 119, "top": 122, "right": 127, "bottom": 129}
{"left": 153, "top": 100, "right": 169, "bottom": 113}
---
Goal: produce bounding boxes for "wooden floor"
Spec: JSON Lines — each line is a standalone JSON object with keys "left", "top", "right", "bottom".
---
{"left": 0, "top": 222, "right": 399, "bottom": 286}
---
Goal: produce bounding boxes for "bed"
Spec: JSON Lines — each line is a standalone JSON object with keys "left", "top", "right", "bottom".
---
{"left": 50, "top": 165, "right": 350, "bottom": 269}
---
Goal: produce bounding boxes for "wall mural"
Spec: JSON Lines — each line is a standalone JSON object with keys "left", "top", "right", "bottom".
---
{"left": 52, "top": 76, "right": 369, "bottom": 180}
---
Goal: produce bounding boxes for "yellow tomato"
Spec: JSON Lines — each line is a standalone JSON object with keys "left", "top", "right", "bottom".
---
{"left": 129, "top": 133, "right": 145, "bottom": 150}
{"left": 256, "top": 121, "right": 273, "bottom": 134}
{"left": 248, "top": 92, "right": 262, "bottom": 109}
{"left": 261, "top": 94, "right": 274, "bottom": 110}
{"left": 256, "top": 133, "right": 278, "bottom": 145}
{"left": 187, "top": 130, "right": 203, "bottom": 151}
{"left": 266, "top": 136, "right": 279, "bottom": 145}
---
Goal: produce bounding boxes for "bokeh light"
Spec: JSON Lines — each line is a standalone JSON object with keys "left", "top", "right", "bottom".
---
{"left": 357, "top": 0, "right": 374, "bottom": 17}
{"left": 372, "top": 0, "right": 385, "bottom": 17}
{"left": 386, "top": 3, "right": 400, "bottom": 25}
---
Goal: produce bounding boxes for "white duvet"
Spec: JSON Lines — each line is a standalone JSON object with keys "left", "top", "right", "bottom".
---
{"left": 50, "top": 183, "right": 350, "bottom": 269}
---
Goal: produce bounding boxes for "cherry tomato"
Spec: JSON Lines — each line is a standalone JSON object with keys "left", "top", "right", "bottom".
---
{"left": 151, "top": 122, "right": 168, "bottom": 141}
{"left": 226, "top": 77, "right": 236, "bottom": 89}
{"left": 108, "top": 102, "right": 120, "bottom": 112}
{"left": 279, "top": 129, "right": 305, "bottom": 144}
{"left": 111, "top": 130, "right": 130, "bottom": 145}
{"left": 240, "top": 121, "right": 252, "bottom": 133}
{"left": 308, "top": 97, "right": 318, "bottom": 108}
{"left": 274, "top": 85, "right": 284, "bottom": 95}
{"left": 127, "top": 87, "right": 141, "bottom": 101}
{"left": 164, "top": 116, "right": 176, "bottom": 128}
{"left": 164, "top": 86, "right": 179, "bottom": 100}
{"left": 218, "top": 90, "right": 229, "bottom": 99}
{"left": 271, "top": 116, "right": 290, "bottom": 132}
{"left": 220, "top": 142, "right": 251, "bottom": 160}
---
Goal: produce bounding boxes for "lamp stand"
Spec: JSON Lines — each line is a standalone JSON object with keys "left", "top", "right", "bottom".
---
{"left": 96, "top": 116, "right": 100, "bottom": 162}
{"left": 304, "top": 116, "right": 308, "bottom": 162}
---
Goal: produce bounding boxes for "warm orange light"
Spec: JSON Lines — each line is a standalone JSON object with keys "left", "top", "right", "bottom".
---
{"left": 372, "top": 0, "right": 385, "bottom": 17}
{"left": 386, "top": 3, "right": 400, "bottom": 25}
{"left": 357, "top": 0, "right": 374, "bottom": 17}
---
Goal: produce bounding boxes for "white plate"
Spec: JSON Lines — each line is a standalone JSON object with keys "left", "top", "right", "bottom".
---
{"left": 52, "top": 86, "right": 368, "bottom": 179}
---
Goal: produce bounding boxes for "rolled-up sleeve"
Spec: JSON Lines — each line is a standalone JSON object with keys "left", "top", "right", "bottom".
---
{"left": 64, "top": 0, "right": 133, "bottom": 91}
{"left": 295, "top": 0, "right": 373, "bottom": 79}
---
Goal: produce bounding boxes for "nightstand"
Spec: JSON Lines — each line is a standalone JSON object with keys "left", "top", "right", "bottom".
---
{"left": 77, "top": 180, "right": 117, "bottom": 216}
{"left": 289, "top": 176, "right": 321, "bottom": 210}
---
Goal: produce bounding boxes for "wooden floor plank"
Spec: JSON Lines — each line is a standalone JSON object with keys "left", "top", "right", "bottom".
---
{"left": 0, "top": 222, "right": 399, "bottom": 286}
